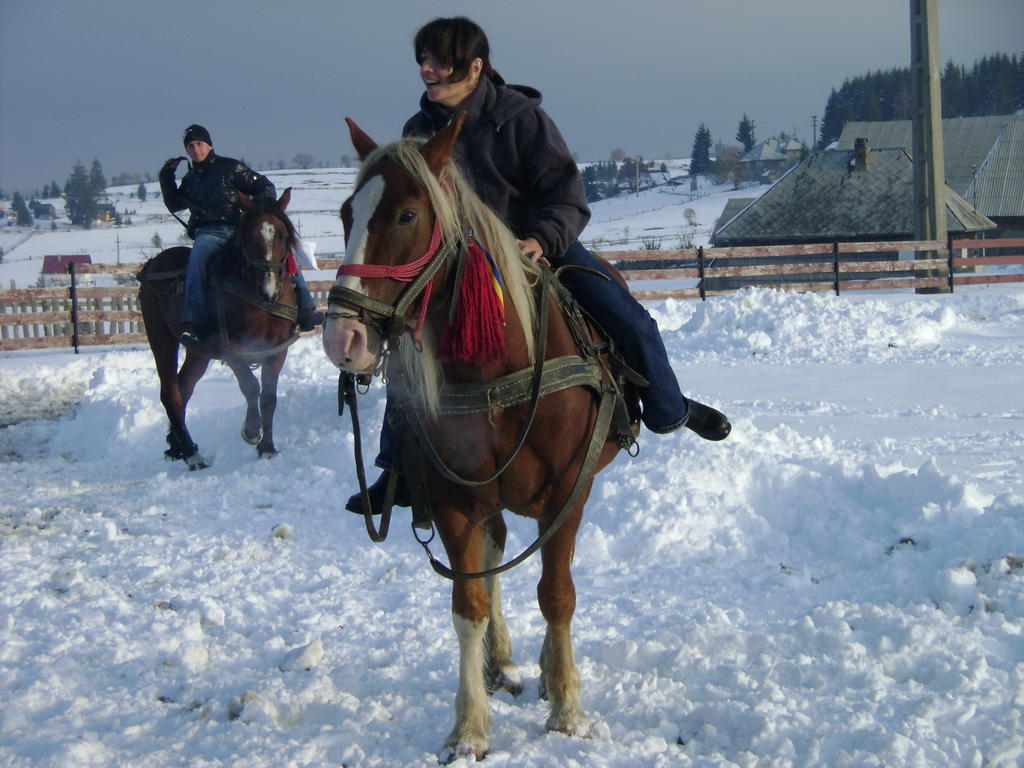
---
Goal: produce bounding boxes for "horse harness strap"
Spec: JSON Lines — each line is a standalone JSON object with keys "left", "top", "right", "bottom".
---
{"left": 222, "top": 276, "right": 298, "bottom": 322}
{"left": 426, "top": 355, "right": 604, "bottom": 416}
{"left": 414, "top": 386, "right": 617, "bottom": 581}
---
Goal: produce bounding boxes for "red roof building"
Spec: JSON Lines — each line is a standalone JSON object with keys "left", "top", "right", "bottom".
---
{"left": 41, "top": 255, "right": 92, "bottom": 274}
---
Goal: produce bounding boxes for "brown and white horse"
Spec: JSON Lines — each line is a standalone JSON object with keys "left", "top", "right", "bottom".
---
{"left": 322, "top": 116, "right": 627, "bottom": 761}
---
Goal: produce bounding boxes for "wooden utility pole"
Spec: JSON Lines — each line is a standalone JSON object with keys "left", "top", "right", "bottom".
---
{"left": 910, "top": 0, "right": 949, "bottom": 291}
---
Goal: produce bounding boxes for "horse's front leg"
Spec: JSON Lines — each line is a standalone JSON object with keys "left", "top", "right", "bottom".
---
{"left": 537, "top": 503, "right": 590, "bottom": 736}
{"left": 254, "top": 350, "right": 287, "bottom": 457}
{"left": 483, "top": 516, "right": 523, "bottom": 697}
{"left": 226, "top": 359, "right": 263, "bottom": 446}
{"left": 437, "top": 509, "right": 492, "bottom": 762}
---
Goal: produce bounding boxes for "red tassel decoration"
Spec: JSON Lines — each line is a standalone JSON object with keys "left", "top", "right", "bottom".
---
{"left": 438, "top": 239, "right": 507, "bottom": 364}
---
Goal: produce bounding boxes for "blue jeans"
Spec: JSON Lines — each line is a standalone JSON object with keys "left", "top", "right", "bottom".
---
{"left": 374, "top": 240, "right": 689, "bottom": 469}
{"left": 181, "top": 225, "right": 234, "bottom": 327}
{"left": 551, "top": 241, "right": 688, "bottom": 433}
{"left": 293, "top": 270, "right": 316, "bottom": 316}
{"left": 182, "top": 224, "right": 316, "bottom": 327}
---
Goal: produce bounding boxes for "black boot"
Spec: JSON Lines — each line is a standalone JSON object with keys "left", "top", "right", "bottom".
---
{"left": 684, "top": 399, "right": 731, "bottom": 441}
{"left": 345, "top": 470, "right": 411, "bottom": 514}
{"left": 298, "top": 309, "right": 325, "bottom": 332}
{"left": 179, "top": 321, "right": 213, "bottom": 346}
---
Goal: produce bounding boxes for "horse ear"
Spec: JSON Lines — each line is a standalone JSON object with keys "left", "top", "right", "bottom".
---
{"left": 278, "top": 187, "right": 291, "bottom": 211}
{"left": 421, "top": 112, "right": 466, "bottom": 177}
{"left": 346, "top": 117, "right": 378, "bottom": 161}
{"left": 238, "top": 190, "right": 253, "bottom": 209}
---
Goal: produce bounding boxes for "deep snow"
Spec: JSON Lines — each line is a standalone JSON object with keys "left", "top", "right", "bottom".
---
{"left": 1, "top": 170, "right": 1023, "bottom": 768}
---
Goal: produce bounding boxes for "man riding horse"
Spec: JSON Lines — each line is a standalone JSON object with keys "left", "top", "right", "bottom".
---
{"left": 159, "top": 123, "right": 322, "bottom": 345}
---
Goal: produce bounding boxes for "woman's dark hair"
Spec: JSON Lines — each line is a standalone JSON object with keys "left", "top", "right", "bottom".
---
{"left": 414, "top": 16, "right": 505, "bottom": 86}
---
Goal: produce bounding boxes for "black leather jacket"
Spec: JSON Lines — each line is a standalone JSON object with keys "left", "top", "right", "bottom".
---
{"left": 159, "top": 152, "right": 275, "bottom": 236}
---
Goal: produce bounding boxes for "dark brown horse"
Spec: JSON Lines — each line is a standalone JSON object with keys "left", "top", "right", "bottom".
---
{"left": 322, "top": 117, "right": 635, "bottom": 761}
{"left": 139, "top": 189, "right": 302, "bottom": 469}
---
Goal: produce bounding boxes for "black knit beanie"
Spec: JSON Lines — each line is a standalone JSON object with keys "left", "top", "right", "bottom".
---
{"left": 183, "top": 124, "right": 213, "bottom": 146}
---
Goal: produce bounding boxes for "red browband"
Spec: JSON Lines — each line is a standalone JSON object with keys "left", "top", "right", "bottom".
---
{"left": 333, "top": 220, "right": 444, "bottom": 344}
{"left": 335, "top": 220, "right": 443, "bottom": 282}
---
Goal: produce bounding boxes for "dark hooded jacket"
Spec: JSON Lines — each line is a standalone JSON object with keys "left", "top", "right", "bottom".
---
{"left": 159, "top": 152, "right": 275, "bottom": 236}
{"left": 403, "top": 78, "right": 590, "bottom": 260}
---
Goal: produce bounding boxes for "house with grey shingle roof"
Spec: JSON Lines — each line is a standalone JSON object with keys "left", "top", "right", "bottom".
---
{"left": 712, "top": 140, "right": 994, "bottom": 247}
{"left": 836, "top": 115, "right": 1024, "bottom": 238}
{"left": 708, "top": 140, "right": 994, "bottom": 290}
{"left": 739, "top": 137, "right": 804, "bottom": 183}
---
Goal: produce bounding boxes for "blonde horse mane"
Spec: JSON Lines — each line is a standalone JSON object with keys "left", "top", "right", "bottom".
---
{"left": 356, "top": 138, "right": 540, "bottom": 413}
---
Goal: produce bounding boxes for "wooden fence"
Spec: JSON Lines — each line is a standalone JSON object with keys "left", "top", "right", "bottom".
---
{"left": 2, "top": 236, "right": 1022, "bottom": 353}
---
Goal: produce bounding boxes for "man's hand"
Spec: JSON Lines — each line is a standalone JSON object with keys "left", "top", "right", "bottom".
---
{"left": 163, "top": 156, "right": 185, "bottom": 172}
{"left": 517, "top": 237, "right": 549, "bottom": 266}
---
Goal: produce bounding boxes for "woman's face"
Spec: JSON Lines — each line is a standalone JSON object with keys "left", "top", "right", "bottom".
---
{"left": 419, "top": 50, "right": 482, "bottom": 109}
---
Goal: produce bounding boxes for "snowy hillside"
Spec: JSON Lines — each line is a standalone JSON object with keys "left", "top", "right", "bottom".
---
{"left": 0, "top": 165, "right": 759, "bottom": 290}
{"left": 1, "top": 168, "right": 1023, "bottom": 767}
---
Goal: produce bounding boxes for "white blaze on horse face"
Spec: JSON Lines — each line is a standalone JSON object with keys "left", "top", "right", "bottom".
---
{"left": 260, "top": 221, "right": 279, "bottom": 299}
{"left": 339, "top": 174, "right": 385, "bottom": 292}
{"left": 322, "top": 174, "right": 386, "bottom": 372}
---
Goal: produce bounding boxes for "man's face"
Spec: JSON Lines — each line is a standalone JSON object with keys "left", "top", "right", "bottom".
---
{"left": 185, "top": 140, "right": 212, "bottom": 163}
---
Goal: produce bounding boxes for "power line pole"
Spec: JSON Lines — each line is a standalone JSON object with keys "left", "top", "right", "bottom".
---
{"left": 910, "top": 0, "right": 949, "bottom": 292}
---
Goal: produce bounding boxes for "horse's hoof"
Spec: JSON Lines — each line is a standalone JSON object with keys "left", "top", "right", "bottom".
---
{"left": 440, "top": 742, "right": 487, "bottom": 764}
{"left": 545, "top": 711, "right": 592, "bottom": 738}
{"left": 486, "top": 665, "right": 524, "bottom": 698}
{"left": 241, "top": 425, "right": 263, "bottom": 445}
{"left": 185, "top": 453, "right": 210, "bottom": 471}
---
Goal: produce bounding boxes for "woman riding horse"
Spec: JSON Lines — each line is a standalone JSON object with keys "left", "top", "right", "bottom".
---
{"left": 348, "top": 16, "right": 730, "bottom": 514}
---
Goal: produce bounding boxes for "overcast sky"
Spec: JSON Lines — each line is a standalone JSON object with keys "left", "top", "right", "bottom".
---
{"left": 1, "top": 0, "right": 1021, "bottom": 194}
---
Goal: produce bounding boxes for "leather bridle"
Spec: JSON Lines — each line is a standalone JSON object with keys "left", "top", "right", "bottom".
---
{"left": 326, "top": 219, "right": 455, "bottom": 365}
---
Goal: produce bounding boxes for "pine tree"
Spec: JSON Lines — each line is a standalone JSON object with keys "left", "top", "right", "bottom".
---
{"left": 736, "top": 114, "right": 756, "bottom": 153}
{"left": 690, "top": 123, "right": 712, "bottom": 176}
{"left": 89, "top": 159, "right": 107, "bottom": 199}
{"left": 65, "top": 161, "right": 99, "bottom": 228}
{"left": 12, "top": 192, "right": 33, "bottom": 226}
{"left": 137, "top": 181, "right": 147, "bottom": 202}
{"left": 818, "top": 88, "right": 844, "bottom": 148}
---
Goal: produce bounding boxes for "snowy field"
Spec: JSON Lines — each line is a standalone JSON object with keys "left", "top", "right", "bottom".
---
{"left": 1, "top": 171, "right": 1023, "bottom": 767}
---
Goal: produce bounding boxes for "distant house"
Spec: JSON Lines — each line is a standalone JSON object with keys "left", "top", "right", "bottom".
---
{"left": 40, "top": 254, "right": 93, "bottom": 286}
{"left": 709, "top": 140, "right": 995, "bottom": 289}
{"left": 30, "top": 201, "right": 57, "bottom": 219}
{"left": 614, "top": 159, "right": 658, "bottom": 194}
{"left": 713, "top": 141, "right": 993, "bottom": 247}
{"left": 836, "top": 115, "right": 1024, "bottom": 239}
{"left": 96, "top": 203, "right": 117, "bottom": 222}
{"left": 739, "top": 137, "right": 804, "bottom": 183}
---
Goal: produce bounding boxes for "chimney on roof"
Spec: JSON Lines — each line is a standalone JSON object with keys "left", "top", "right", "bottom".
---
{"left": 854, "top": 138, "right": 869, "bottom": 171}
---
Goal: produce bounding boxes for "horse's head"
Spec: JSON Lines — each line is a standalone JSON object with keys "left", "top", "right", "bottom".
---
{"left": 322, "top": 115, "right": 466, "bottom": 374}
{"left": 235, "top": 187, "right": 296, "bottom": 304}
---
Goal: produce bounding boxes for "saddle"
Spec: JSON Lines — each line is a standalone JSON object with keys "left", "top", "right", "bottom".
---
{"left": 138, "top": 247, "right": 300, "bottom": 359}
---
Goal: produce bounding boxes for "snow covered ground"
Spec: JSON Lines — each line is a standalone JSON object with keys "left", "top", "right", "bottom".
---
{"left": 1, "top": 171, "right": 1023, "bottom": 767}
